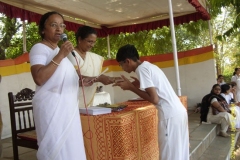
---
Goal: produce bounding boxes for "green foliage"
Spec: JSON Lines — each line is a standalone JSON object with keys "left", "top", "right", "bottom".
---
{"left": 0, "top": 15, "right": 22, "bottom": 60}
{"left": 91, "top": 21, "right": 210, "bottom": 59}
{"left": 5, "top": 22, "right": 42, "bottom": 59}
{"left": 0, "top": 15, "right": 211, "bottom": 61}
{"left": 209, "top": 0, "right": 240, "bottom": 39}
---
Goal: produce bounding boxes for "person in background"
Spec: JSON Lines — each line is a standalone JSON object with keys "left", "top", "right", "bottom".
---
{"left": 220, "top": 84, "right": 240, "bottom": 130}
{"left": 205, "top": 84, "right": 235, "bottom": 137}
{"left": 113, "top": 44, "right": 189, "bottom": 160}
{"left": 220, "top": 84, "right": 234, "bottom": 104}
{"left": 230, "top": 81, "right": 238, "bottom": 103}
{"left": 231, "top": 68, "right": 240, "bottom": 102}
{"left": 67, "top": 26, "right": 121, "bottom": 108}
{"left": 217, "top": 75, "right": 226, "bottom": 85}
{"left": 29, "top": 11, "right": 92, "bottom": 160}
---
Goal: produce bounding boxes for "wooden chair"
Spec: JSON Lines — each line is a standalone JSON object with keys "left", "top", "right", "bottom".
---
{"left": 8, "top": 88, "right": 38, "bottom": 160}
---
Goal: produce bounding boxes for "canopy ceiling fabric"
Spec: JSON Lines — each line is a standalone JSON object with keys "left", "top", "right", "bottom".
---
{"left": 0, "top": 0, "right": 210, "bottom": 37}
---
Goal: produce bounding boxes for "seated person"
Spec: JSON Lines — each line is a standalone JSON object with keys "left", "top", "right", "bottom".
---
{"left": 205, "top": 84, "right": 236, "bottom": 137}
{"left": 229, "top": 81, "right": 238, "bottom": 102}
{"left": 221, "top": 83, "right": 240, "bottom": 130}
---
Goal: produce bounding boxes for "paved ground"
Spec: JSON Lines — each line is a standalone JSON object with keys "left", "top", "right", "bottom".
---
{"left": 231, "top": 136, "right": 240, "bottom": 160}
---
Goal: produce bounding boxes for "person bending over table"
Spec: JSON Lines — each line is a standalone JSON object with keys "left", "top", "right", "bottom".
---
{"left": 113, "top": 44, "right": 189, "bottom": 160}
{"left": 67, "top": 26, "right": 121, "bottom": 108}
{"left": 29, "top": 11, "right": 94, "bottom": 160}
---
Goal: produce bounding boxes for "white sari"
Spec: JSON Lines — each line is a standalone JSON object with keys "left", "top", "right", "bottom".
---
{"left": 68, "top": 51, "right": 104, "bottom": 108}
{"left": 231, "top": 75, "right": 240, "bottom": 102}
{"left": 30, "top": 44, "right": 86, "bottom": 160}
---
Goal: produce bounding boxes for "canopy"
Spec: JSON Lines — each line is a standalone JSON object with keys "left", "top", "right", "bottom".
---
{"left": 0, "top": 0, "right": 211, "bottom": 96}
{"left": 0, "top": 0, "right": 210, "bottom": 37}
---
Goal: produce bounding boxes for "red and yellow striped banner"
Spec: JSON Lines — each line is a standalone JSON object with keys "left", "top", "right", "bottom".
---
{"left": 0, "top": 45, "right": 213, "bottom": 76}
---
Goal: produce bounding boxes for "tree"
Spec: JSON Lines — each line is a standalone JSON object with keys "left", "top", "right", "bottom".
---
{"left": 91, "top": 20, "right": 210, "bottom": 59}
{"left": 210, "top": 5, "right": 240, "bottom": 78}
{"left": 209, "top": 0, "right": 240, "bottom": 39}
{"left": 5, "top": 22, "right": 42, "bottom": 59}
{"left": 0, "top": 14, "right": 22, "bottom": 60}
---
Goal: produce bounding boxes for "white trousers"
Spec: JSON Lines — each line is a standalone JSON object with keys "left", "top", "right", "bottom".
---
{"left": 208, "top": 112, "right": 234, "bottom": 132}
{"left": 158, "top": 111, "right": 189, "bottom": 160}
{"left": 233, "top": 106, "right": 240, "bottom": 128}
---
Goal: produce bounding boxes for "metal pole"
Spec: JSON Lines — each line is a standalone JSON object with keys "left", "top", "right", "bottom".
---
{"left": 107, "top": 35, "right": 111, "bottom": 59}
{"left": 207, "top": 6, "right": 213, "bottom": 45}
{"left": 22, "top": 21, "right": 27, "bottom": 52}
{"left": 168, "top": 0, "right": 181, "bottom": 96}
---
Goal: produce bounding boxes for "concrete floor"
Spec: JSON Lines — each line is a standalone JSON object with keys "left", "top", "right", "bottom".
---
{"left": 232, "top": 136, "right": 240, "bottom": 160}
{"left": 1, "top": 137, "right": 37, "bottom": 160}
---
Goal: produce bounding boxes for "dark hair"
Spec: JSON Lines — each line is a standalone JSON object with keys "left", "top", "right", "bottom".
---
{"left": 116, "top": 44, "right": 139, "bottom": 62}
{"left": 217, "top": 75, "right": 224, "bottom": 80}
{"left": 38, "top": 11, "right": 64, "bottom": 39}
{"left": 229, "top": 81, "right": 237, "bottom": 87}
{"left": 233, "top": 68, "right": 239, "bottom": 75}
{"left": 210, "top": 84, "right": 221, "bottom": 93}
{"left": 220, "top": 84, "right": 230, "bottom": 93}
{"left": 75, "top": 26, "right": 97, "bottom": 43}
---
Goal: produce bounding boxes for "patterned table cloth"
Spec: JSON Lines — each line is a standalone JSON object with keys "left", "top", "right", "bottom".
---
{"left": 80, "top": 101, "right": 159, "bottom": 160}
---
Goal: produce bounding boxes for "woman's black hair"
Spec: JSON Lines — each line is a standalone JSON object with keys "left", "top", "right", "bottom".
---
{"left": 116, "top": 44, "right": 139, "bottom": 62}
{"left": 220, "top": 84, "right": 230, "bottom": 93}
{"left": 211, "top": 84, "right": 221, "bottom": 93}
{"left": 75, "top": 26, "right": 97, "bottom": 43}
{"left": 38, "top": 11, "right": 64, "bottom": 39}
{"left": 233, "top": 68, "right": 239, "bottom": 76}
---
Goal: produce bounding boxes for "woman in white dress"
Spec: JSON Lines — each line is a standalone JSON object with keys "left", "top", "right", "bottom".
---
{"left": 67, "top": 26, "right": 121, "bottom": 108}
{"left": 29, "top": 11, "right": 94, "bottom": 160}
{"left": 231, "top": 68, "right": 240, "bottom": 102}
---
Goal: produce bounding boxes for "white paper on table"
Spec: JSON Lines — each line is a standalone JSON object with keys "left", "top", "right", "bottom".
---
{"left": 79, "top": 106, "right": 111, "bottom": 115}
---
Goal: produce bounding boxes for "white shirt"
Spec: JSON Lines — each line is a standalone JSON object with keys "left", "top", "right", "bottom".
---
{"left": 220, "top": 93, "right": 232, "bottom": 104}
{"left": 135, "top": 61, "right": 186, "bottom": 120}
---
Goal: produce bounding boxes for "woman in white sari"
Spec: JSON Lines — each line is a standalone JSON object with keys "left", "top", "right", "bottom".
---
{"left": 30, "top": 11, "right": 94, "bottom": 160}
{"left": 231, "top": 68, "right": 240, "bottom": 102}
{"left": 67, "top": 26, "right": 120, "bottom": 108}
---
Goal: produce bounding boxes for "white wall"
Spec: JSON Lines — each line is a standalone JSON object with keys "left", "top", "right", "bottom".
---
{"left": 0, "top": 73, "right": 35, "bottom": 139}
{"left": 0, "top": 59, "right": 216, "bottom": 139}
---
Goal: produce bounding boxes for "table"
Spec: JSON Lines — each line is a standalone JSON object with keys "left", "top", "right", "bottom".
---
{"left": 92, "top": 91, "right": 111, "bottom": 106}
{"left": 80, "top": 101, "right": 159, "bottom": 160}
{"left": 179, "top": 96, "right": 188, "bottom": 109}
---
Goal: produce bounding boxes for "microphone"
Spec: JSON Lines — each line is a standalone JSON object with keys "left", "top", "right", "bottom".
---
{"left": 60, "top": 33, "right": 76, "bottom": 57}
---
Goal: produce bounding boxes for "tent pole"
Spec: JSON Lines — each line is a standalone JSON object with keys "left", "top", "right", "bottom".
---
{"left": 207, "top": 6, "right": 213, "bottom": 45}
{"left": 107, "top": 35, "right": 111, "bottom": 59}
{"left": 208, "top": 20, "right": 213, "bottom": 45}
{"left": 168, "top": 0, "right": 181, "bottom": 96}
{"left": 22, "top": 21, "right": 27, "bottom": 53}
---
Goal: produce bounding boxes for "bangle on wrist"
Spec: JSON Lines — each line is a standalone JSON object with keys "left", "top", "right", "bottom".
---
{"left": 51, "top": 60, "right": 59, "bottom": 66}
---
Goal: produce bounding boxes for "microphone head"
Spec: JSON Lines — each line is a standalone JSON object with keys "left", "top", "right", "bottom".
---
{"left": 60, "top": 33, "right": 68, "bottom": 42}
